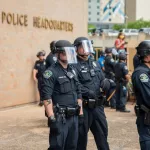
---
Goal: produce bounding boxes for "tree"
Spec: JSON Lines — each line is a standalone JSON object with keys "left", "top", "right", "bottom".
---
{"left": 113, "top": 19, "right": 150, "bottom": 30}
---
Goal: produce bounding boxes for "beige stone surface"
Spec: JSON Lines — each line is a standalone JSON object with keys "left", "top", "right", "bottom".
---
{"left": 0, "top": 103, "right": 140, "bottom": 150}
{"left": 0, "top": 0, "right": 88, "bottom": 108}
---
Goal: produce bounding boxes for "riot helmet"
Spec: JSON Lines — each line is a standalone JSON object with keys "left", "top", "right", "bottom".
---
{"left": 55, "top": 40, "right": 77, "bottom": 64}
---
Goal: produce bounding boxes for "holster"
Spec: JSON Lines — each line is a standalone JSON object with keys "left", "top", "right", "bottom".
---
{"left": 66, "top": 107, "right": 78, "bottom": 118}
{"left": 88, "top": 99, "right": 96, "bottom": 109}
{"left": 144, "top": 113, "right": 150, "bottom": 125}
{"left": 134, "top": 105, "right": 140, "bottom": 116}
{"left": 83, "top": 97, "right": 105, "bottom": 109}
{"left": 141, "top": 105, "right": 150, "bottom": 125}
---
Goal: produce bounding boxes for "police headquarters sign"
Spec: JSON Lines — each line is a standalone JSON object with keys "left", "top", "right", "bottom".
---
{"left": 1, "top": 11, "right": 73, "bottom": 32}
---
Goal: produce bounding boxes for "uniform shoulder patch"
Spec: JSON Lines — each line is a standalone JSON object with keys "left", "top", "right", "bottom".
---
{"left": 43, "top": 70, "right": 52, "bottom": 79}
{"left": 53, "top": 56, "right": 57, "bottom": 62}
{"left": 139, "top": 73, "right": 149, "bottom": 82}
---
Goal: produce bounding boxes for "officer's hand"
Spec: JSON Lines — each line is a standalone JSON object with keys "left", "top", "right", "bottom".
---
{"left": 78, "top": 115, "right": 84, "bottom": 125}
{"left": 48, "top": 117, "right": 60, "bottom": 135}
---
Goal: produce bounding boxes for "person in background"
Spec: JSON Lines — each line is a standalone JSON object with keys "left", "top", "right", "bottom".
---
{"left": 46, "top": 41, "right": 57, "bottom": 68}
{"left": 104, "top": 48, "right": 116, "bottom": 109}
{"left": 133, "top": 53, "right": 141, "bottom": 70}
{"left": 115, "top": 32, "right": 128, "bottom": 54}
{"left": 98, "top": 50, "right": 105, "bottom": 71}
{"left": 115, "top": 53, "right": 131, "bottom": 112}
{"left": 33, "top": 50, "right": 46, "bottom": 106}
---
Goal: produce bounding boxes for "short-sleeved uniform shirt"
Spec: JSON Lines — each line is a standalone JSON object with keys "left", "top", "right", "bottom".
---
{"left": 34, "top": 59, "right": 46, "bottom": 79}
{"left": 132, "top": 64, "right": 150, "bottom": 107}
{"left": 41, "top": 62, "right": 82, "bottom": 107}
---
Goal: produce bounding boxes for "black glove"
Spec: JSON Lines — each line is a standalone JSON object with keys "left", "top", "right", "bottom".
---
{"left": 78, "top": 115, "right": 84, "bottom": 125}
{"left": 48, "top": 117, "right": 60, "bottom": 135}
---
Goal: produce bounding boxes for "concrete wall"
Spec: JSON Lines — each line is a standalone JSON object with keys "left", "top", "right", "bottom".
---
{"left": 0, "top": 0, "right": 88, "bottom": 108}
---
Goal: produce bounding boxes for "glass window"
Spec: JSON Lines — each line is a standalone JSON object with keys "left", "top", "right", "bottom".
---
{"left": 97, "top": 6, "right": 100, "bottom": 9}
{"left": 109, "top": 18, "right": 111, "bottom": 22}
{"left": 97, "top": 0, "right": 100, "bottom": 2}
{"left": 89, "top": 5, "right": 91, "bottom": 9}
{"left": 89, "top": 0, "right": 91, "bottom": 2}
{"left": 97, "top": 12, "right": 100, "bottom": 15}
{"left": 97, "top": 18, "right": 100, "bottom": 21}
{"left": 89, "top": 18, "right": 91, "bottom": 21}
{"left": 89, "top": 12, "right": 91, "bottom": 15}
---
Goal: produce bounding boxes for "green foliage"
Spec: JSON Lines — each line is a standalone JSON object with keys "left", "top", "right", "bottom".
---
{"left": 88, "top": 24, "right": 96, "bottom": 32}
{"left": 113, "top": 24, "right": 126, "bottom": 30}
{"left": 113, "top": 19, "right": 150, "bottom": 30}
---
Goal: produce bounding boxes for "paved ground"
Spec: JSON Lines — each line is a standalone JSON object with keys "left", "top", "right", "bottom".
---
{"left": 0, "top": 102, "right": 140, "bottom": 150}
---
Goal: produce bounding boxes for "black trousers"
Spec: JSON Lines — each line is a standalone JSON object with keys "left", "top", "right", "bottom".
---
{"left": 77, "top": 106, "right": 109, "bottom": 150}
{"left": 116, "top": 82, "right": 127, "bottom": 110}
{"left": 48, "top": 116, "right": 78, "bottom": 150}
{"left": 37, "top": 78, "right": 42, "bottom": 101}
{"left": 136, "top": 115, "right": 150, "bottom": 150}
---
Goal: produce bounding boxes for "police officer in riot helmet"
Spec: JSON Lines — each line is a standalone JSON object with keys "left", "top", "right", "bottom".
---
{"left": 132, "top": 40, "right": 150, "bottom": 150}
{"left": 104, "top": 47, "right": 116, "bottom": 109}
{"left": 133, "top": 53, "right": 141, "bottom": 70}
{"left": 45, "top": 41, "right": 57, "bottom": 68}
{"left": 73, "top": 37, "right": 115, "bottom": 150}
{"left": 41, "top": 40, "right": 83, "bottom": 150}
{"left": 115, "top": 53, "right": 131, "bottom": 112}
{"left": 33, "top": 50, "right": 46, "bottom": 106}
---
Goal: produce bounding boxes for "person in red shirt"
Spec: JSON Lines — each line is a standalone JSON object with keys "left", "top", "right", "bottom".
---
{"left": 115, "top": 32, "right": 128, "bottom": 54}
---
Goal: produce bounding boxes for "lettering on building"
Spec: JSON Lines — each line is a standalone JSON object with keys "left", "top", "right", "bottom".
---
{"left": 1, "top": 11, "right": 73, "bottom": 32}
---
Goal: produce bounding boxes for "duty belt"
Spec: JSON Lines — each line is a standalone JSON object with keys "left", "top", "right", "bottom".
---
{"left": 83, "top": 98, "right": 104, "bottom": 109}
{"left": 54, "top": 105, "right": 80, "bottom": 118}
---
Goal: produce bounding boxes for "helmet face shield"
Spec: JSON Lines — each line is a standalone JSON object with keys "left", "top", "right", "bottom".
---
{"left": 81, "top": 40, "right": 94, "bottom": 54}
{"left": 64, "top": 47, "right": 77, "bottom": 64}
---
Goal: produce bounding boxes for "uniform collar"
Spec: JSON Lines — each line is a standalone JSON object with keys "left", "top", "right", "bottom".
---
{"left": 140, "top": 63, "right": 150, "bottom": 69}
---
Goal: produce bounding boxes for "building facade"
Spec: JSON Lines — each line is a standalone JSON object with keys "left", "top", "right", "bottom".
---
{"left": 0, "top": 0, "right": 88, "bottom": 108}
{"left": 88, "top": 0, "right": 125, "bottom": 28}
{"left": 125, "top": 0, "right": 150, "bottom": 23}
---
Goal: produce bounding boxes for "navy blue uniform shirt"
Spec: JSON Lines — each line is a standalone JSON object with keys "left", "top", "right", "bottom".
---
{"left": 132, "top": 64, "right": 150, "bottom": 107}
{"left": 41, "top": 62, "right": 82, "bottom": 107}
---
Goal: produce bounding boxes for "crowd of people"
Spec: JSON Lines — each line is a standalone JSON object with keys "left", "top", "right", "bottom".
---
{"left": 32, "top": 34, "right": 150, "bottom": 150}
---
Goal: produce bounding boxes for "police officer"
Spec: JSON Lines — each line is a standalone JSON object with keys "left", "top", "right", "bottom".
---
{"left": 97, "top": 50, "right": 105, "bottom": 71}
{"left": 33, "top": 50, "right": 46, "bottom": 106}
{"left": 133, "top": 53, "right": 141, "bottom": 69}
{"left": 45, "top": 41, "right": 57, "bottom": 68}
{"left": 115, "top": 53, "right": 131, "bottom": 112}
{"left": 104, "top": 47, "right": 116, "bottom": 109}
{"left": 73, "top": 37, "right": 115, "bottom": 150}
{"left": 41, "top": 40, "right": 83, "bottom": 150}
{"left": 132, "top": 40, "right": 150, "bottom": 150}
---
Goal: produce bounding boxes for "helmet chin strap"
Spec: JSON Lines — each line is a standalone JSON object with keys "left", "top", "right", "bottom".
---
{"left": 58, "top": 54, "right": 68, "bottom": 64}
